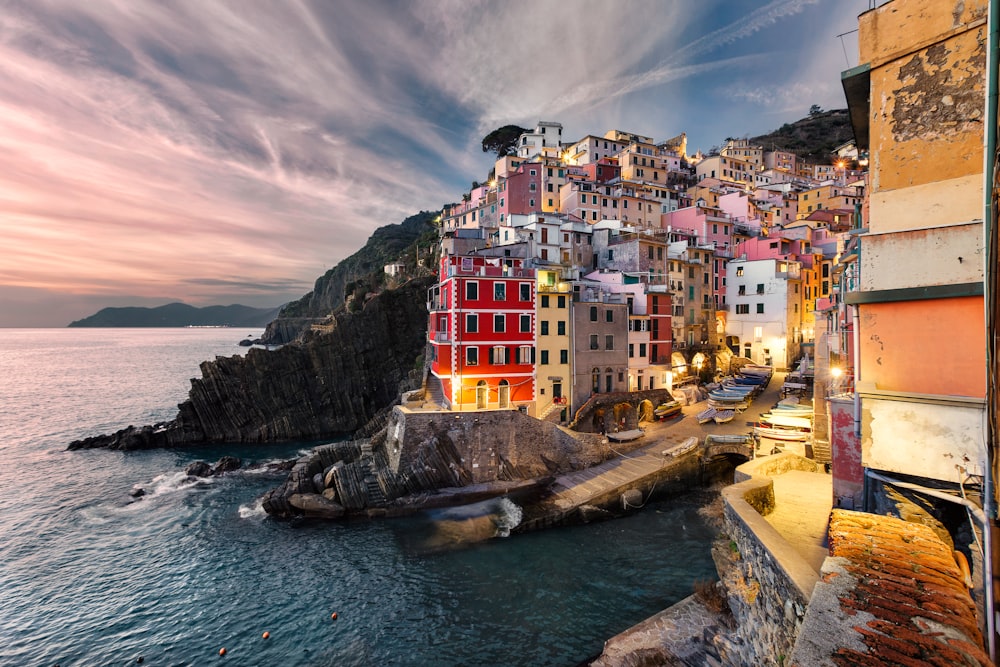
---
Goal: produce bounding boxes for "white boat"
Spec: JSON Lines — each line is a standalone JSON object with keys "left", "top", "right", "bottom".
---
{"left": 754, "top": 426, "right": 810, "bottom": 442}
{"left": 713, "top": 410, "right": 736, "bottom": 424}
{"left": 607, "top": 429, "right": 644, "bottom": 442}
{"left": 767, "top": 405, "right": 814, "bottom": 417}
{"left": 759, "top": 414, "right": 812, "bottom": 430}
{"left": 709, "top": 399, "right": 748, "bottom": 410}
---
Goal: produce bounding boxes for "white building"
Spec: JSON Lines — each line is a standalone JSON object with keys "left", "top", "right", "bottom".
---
{"left": 725, "top": 258, "right": 804, "bottom": 369}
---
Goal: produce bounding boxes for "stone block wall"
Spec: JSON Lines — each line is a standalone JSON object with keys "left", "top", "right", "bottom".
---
{"left": 716, "top": 454, "right": 822, "bottom": 666}
{"left": 387, "top": 406, "right": 608, "bottom": 484}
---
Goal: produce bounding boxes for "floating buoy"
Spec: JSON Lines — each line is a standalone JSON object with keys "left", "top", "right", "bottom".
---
{"left": 331, "top": 612, "right": 338, "bottom": 620}
{"left": 137, "top": 658, "right": 144, "bottom": 664}
{"left": 219, "top": 647, "right": 227, "bottom": 656}
{"left": 262, "top": 631, "right": 270, "bottom": 639}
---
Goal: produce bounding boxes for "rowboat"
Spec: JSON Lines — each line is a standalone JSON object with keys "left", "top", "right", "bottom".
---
{"left": 654, "top": 401, "right": 682, "bottom": 420}
{"left": 607, "top": 429, "right": 644, "bottom": 442}
{"left": 713, "top": 410, "right": 736, "bottom": 424}
{"left": 759, "top": 414, "right": 812, "bottom": 431}
{"left": 709, "top": 399, "right": 748, "bottom": 410}
{"left": 754, "top": 425, "right": 810, "bottom": 442}
{"left": 696, "top": 407, "right": 718, "bottom": 424}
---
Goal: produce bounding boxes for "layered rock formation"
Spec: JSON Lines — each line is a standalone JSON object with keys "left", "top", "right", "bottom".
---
{"left": 68, "top": 277, "right": 434, "bottom": 451}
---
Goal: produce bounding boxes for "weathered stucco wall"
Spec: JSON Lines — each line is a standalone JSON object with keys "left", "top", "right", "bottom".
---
{"left": 858, "top": 297, "right": 985, "bottom": 396}
{"left": 859, "top": 222, "right": 983, "bottom": 290}
{"left": 868, "top": 175, "right": 983, "bottom": 234}
{"left": 861, "top": 0, "right": 986, "bottom": 197}
{"left": 829, "top": 396, "right": 863, "bottom": 510}
{"left": 861, "top": 395, "right": 987, "bottom": 482}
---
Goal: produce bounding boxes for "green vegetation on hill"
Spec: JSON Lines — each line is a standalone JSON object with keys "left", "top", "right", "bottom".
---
{"left": 68, "top": 303, "right": 283, "bottom": 327}
{"left": 749, "top": 108, "right": 854, "bottom": 162}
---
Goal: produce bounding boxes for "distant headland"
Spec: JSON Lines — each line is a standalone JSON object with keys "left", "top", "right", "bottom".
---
{"left": 67, "top": 302, "right": 283, "bottom": 328}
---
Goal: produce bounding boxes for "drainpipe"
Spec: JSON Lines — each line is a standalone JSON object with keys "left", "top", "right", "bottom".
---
{"left": 983, "top": 0, "right": 999, "bottom": 660}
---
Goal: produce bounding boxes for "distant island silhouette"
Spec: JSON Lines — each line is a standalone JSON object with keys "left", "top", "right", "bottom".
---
{"left": 68, "top": 302, "right": 283, "bottom": 327}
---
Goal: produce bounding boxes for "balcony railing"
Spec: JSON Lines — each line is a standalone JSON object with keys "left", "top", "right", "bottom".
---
{"left": 433, "top": 332, "right": 451, "bottom": 342}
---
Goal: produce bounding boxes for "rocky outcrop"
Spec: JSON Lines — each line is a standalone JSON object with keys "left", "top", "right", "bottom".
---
{"left": 68, "top": 277, "right": 434, "bottom": 451}
{"left": 262, "top": 211, "right": 437, "bottom": 344}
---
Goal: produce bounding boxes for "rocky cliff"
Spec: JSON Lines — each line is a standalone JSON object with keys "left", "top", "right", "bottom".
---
{"left": 68, "top": 276, "right": 434, "bottom": 450}
{"left": 262, "top": 210, "right": 438, "bottom": 344}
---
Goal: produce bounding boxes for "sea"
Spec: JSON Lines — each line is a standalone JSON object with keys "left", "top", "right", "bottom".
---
{"left": 0, "top": 328, "right": 720, "bottom": 667}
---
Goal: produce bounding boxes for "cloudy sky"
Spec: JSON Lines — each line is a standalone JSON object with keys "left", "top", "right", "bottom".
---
{"left": 0, "top": 0, "right": 871, "bottom": 327}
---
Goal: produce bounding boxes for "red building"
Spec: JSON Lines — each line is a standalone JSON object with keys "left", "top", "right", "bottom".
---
{"left": 428, "top": 254, "right": 536, "bottom": 411}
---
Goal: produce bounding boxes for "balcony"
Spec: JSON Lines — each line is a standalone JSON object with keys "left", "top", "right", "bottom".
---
{"left": 433, "top": 332, "right": 451, "bottom": 343}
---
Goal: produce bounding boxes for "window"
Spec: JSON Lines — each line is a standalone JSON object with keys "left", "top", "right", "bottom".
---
{"left": 540, "top": 350, "right": 549, "bottom": 365}
{"left": 494, "top": 314, "right": 505, "bottom": 333}
{"left": 517, "top": 345, "right": 534, "bottom": 364}
{"left": 541, "top": 295, "right": 550, "bottom": 308}
{"left": 558, "top": 296, "right": 566, "bottom": 308}
{"left": 736, "top": 304, "right": 749, "bottom": 314}
{"left": 736, "top": 267, "right": 744, "bottom": 277}
{"left": 560, "top": 349, "right": 568, "bottom": 364}
{"left": 557, "top": 321, "right": 566, "bottom": 335}
{"left": 490, "top": 345, "right": 510, "bottom": 364}
{"left": 541, "top": 321, "right": 549, "bottom": 335}
{"left": 494, "top": 282, "right": 506, "bottom": 300}
{"left": 756, "top": 303, "right": 764, "bottom": 314}
{"left": 466, "top": 281, "right": 478, "bottom": 300}
{"left": 466, "top": 347, "right": 478, "bottom": 365}
{"left": 639, "top": 343, "right": 647, "bottom": 357}
{"left": 756, "top": 284, "right": 764, "bottom": 295}
{"left": 590, "top": 306, "right": 598, "bottom": 322}
{"left": 629, "top": 343, "right": 634, "bottom": 358}
{"left": 520, "top": 314, "right": 531, "bottom": 332}
{"left": 606, "top": 309, "right": 613, "bottom": 323}
{"left": 590, "top": 334, "right": 599, "bottom": 350}
{"left": 520, "top": 283, "right": 531, "bottom": 301}
{"left": 738, "top": 285, "right": 746, "bottom": 296}
{"left": 754, "top": 326, "right": 763, "bottom": 339}
{"left": 688, "top": 267, "right": 695, "bottom": 278}
{"left": 466, "top": 314, "right": 478, "bottom": 332}
{"left": 605, "top": 335, "right": 614, "bottom": 350}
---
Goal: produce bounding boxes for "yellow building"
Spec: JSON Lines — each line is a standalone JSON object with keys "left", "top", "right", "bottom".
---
{"left": 535, "top": 269, "right": 573, "bottom": 421}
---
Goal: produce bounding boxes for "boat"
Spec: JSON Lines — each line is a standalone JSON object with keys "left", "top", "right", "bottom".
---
{"left": 713, "top": 410, "right": 736, "bottom": 424}
{"left": 708, "top": 398, "right": 748, "bottom": 410}
{"left": 754, "top": 425, "right": 810, "bottom": 442}
{"left": 696, "top": 407, "right": 718, "bottom": 424}
{"left": 759, "top": 414, "right": 811, "bottom": 431}
{"left": 709, "top": 388, "right": 753, "bottom": 401}
{"left": 705, "top": 433, "right": 755, "bottom": 447}
{"left": 768, "top": 406, "right": 813, "bottom": 418}
{"left": 607, "top": 429, "right": 645, "bottom": 442}
{"left": 654, "top": 401, "right": 683, "bottom": 420}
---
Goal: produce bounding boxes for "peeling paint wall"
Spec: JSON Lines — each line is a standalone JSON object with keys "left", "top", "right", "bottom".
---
{"left": 829, "top": 397, "right": 863, "bottom": 509}
{"left": 862, "top": 397, "right": 986, "bottom": 483}
{"left": 862, "top": 0, "right": 986, "bottom": 197}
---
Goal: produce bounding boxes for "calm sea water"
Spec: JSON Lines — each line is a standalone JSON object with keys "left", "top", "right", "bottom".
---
{"left": 0, "top": 328, "right": 719, "bottom": 667}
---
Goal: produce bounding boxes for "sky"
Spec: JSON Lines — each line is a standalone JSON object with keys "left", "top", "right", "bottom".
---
{"left": 0, "top": 0, "right": 872, "bottom": 327}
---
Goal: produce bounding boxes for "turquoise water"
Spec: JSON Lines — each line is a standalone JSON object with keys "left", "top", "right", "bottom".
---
{"left": 0, "top": 329, "right": 719, "bottom": 666}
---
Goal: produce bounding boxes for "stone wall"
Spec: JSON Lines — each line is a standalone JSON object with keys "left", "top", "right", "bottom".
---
{"left": 715, "top": 453, "right": 822, "bottom": 666}
{"left": 386, "top": 406, "right": 608, "bottom": 484}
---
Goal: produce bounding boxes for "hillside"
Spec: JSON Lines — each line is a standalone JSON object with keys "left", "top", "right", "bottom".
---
{"left": 261, "top": 209, "right": 439, "bottom": 343}
{"left": 68, "top": 303, "right": 282, "bottom": 328}
{"left": 749, "top": 108, "right": 854, "bottom": 161}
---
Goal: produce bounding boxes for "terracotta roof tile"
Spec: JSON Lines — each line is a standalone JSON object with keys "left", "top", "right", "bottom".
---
{"left": 826, "top": 509, "right": 989, "bottom": 667}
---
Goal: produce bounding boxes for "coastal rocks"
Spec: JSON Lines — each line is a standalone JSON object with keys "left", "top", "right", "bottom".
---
{"left": 185, "top": 456, "right": 244, "bottom": 478}
{"left": 287, "top": 493, "right": 345, "bottom": 519}
{"left": 67, "top": 277, "right": 434, "bottom": 451}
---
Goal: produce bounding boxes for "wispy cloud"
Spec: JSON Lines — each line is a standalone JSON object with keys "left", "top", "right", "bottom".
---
{"left": 0, "top": 0, "right": 870, "bottom": 326}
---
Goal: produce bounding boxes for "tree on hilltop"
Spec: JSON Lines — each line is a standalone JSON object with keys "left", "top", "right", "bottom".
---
{"left": 482, "top": 125, "right": 528, "bottom": 157}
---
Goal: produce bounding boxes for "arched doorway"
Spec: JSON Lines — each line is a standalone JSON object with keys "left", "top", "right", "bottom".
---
{"left": 498, "top": 380, "right": 510, "bottom": 408}
{"left": 476, "top": 380, "right": 488, "bottom": 409}
{"left": 592, "top": 368, "right": 600, "bottom": 393}
{"left": 605, "top": 367, "right": 613, "bottom": 393}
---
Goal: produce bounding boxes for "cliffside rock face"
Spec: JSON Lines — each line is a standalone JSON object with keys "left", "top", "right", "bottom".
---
{"left": 262, "top": 211, "right": 437, "bottom": 344}
{"left": 68, "top": 277, "right": 434, "bottom": 451}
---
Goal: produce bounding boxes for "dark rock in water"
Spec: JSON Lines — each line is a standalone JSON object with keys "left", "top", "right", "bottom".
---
{"left": 238, "top": 338, "right": 254, "bottom": 347}
{"left": 287, "top": 493, "right": 345, "bottom": 519}
{"left": 66, "top": 277, "right": 434, "bottom": 451}
{"left": 186, "top": 461, "right": 213, "bottom": 478}
{"left": 130, "top": 487, "right": 145, "bottom": 498}
{"left": 213, "top": 456, "right": 242, "bottom": 474}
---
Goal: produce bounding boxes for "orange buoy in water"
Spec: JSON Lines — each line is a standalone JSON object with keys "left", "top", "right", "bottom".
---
{"left": 262, "top": 631, "right": 270, "bottom": 639}
{"left": 219, "top": 647, "right": 227, "bottom": 656}
{"left": 331, "top": 612, "right": 338, "bottom": 620}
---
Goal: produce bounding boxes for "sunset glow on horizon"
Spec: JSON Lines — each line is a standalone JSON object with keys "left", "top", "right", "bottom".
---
{"left": 0, "top": 0, "right": 868, "bottom": 326}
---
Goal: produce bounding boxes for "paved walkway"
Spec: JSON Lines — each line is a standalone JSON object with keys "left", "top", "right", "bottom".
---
{"left": 764, "top": 470, "right": 832, "bottom": 572}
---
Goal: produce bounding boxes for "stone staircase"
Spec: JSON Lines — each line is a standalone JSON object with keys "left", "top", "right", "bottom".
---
{"left": 424, "top": 375, "right": 446, "bottom": 408}
{"left": 359, "top": 441, "right": 387, "bottom": 507}
{"left": 811, "top": 438, "right": 831, "bottom": 465}
{"left": 539, "top": 400, "right": 567, "bottom": 422}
